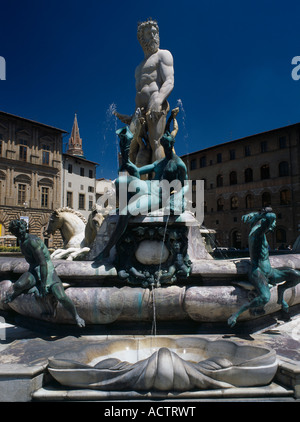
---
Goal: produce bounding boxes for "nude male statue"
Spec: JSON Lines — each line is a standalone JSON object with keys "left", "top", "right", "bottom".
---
{"left": 114, "top": 19, "right": 175, "bottom": 166}
{"left": 5, "top": 219, "right": 85, "bottom": 327}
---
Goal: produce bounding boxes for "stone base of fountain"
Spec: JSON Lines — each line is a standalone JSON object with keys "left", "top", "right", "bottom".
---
{"left": 1, "top": 254, "right": 300, "bottom": 326}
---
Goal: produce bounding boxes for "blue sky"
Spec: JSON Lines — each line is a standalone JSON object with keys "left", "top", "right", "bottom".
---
{"left": 1, "top": 0, "right": 300, "bottom": 179}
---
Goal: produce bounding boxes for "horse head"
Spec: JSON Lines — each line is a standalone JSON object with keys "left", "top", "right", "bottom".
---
{"left": 46, "top": 209, "right": 62, "bottom": 236}
{"left": 46, "top": 208, "right": 87, "bottom": 248}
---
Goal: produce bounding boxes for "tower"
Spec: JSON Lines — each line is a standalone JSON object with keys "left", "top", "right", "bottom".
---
{"left": 66, "top": 114, "right": 84, "bottom": 157}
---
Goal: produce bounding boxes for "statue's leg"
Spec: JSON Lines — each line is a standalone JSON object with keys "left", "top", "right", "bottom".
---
{"left": 5, "top": 272, "right": 36, "bottom": 303}
{"left": 270, "top": 268, "right": 300, "bottom": 313}
{"left": 50, "top": 279, "right": 85, "bottom": 327}
{"left": 227, "top": 268, "right": 271, "bottom": 327}
{"left": 146, "top": 113, "right": 167, "bottom": 162}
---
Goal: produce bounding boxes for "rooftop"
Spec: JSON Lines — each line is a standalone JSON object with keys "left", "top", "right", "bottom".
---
{"left": 181, "top": 121, "right": 300, "bottom": 158}
{"left": 0, "top": 110, "right": 68, "bottom": 133}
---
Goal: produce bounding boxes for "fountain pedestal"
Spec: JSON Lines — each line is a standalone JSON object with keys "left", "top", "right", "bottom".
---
{"left": 90, "top": 211, "right": 211, "bottom": 287}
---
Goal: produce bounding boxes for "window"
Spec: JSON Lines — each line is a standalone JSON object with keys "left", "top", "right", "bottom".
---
{"left": 279, "top": 161, "right": 289, "bottom": 177}
{"left": 217, "top": 198, "right": 224, "bottom": 211}
{"left": 199, "top": 156, "right": 206, "bottom": 168}
{"left": 244, "top": 168, "right": 253, "bottom": 183}
{"left": 78, "top": 193, "right": 85, "bottom": 209}
{"left": 67, "top": 191, "right": 73, "bottom": 208}
{"left": 245, "top": 194, "right": 254, "bottom": 209}
{"left": 89, "top": 170, "right": 93, "bottom": 178}
{"left": 262, "top": 192, "right": 271, "bottom": 207}
{"left": 280, "top": 189, "right": 291, "bottom": 205}
{"left": 68, "top": 164, "right": 73, "bottom": 173}
{"left": 217, "top": 153, "right": 222, "bottom": 163}
{"left": 276, "top": 228, "right": 286, "bottom": 244}
{"left": 19, "top": 140, "right": 28, "bottom": 161}
{"left": 230, "top": 196, "right": 238, "bottom": 210}
{"left": 261, "top": 141, "right": 268, "bottom": 153}
{"left": 260, "top": 164, "right": 270, "bottom": 180}
{"left": 244, "top": 145, "right": 251, "bottom": 156}
{"left": 80, "top": 167, "right": 85, "bottom": 177}
{"left": 41, "top": 187, "right": 49, "bottom": 208}
{"left": 42, "top": 144, "right": 50, "bottom": 165}
{"left": 88, "top": 186, "right": 94, "bottom": 193}
{"left": 18, "top": 184, "right": 26, "bottom": 205}
{"left": 229, "top": 171, "right": 237, "bottom": 185}
{"left": 216, "top": 174, "right": 223, "bottom": 187}
{"left": 190, "top": 159, "right": 197, "bottom": 170}
{"left": 279, "top": 136, "right": 286, "bottom": 149}
{"left": 89, "top": 196, "right": 93, "bottom": 210}
{"left": 229, "top": 149, "right": 235, "bottom": 160}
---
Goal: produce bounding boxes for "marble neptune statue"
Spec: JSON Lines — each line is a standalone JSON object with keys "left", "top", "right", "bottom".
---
{"left": 114, "top": 19, "right": 174, "bottom": 166}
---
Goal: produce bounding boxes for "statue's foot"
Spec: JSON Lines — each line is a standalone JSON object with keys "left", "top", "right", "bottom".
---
{"left": 118, "top": 270, "right": 130, "bottom": 280}
{"left": 4, "top": 292, "right": 14, "bottom": 304}
{"left": 277, "top": 298, "right": 289, "bottom": 313}
{"left": 280, "top": 301, "right": 290, "bottom": 320}
{"left": 129, "top": 267, "right": 146, "bottom": 279}
{"left": 227, "top": 315, "right": 237, "bottom": 328}
{"left": 76, "top": 316, "right": 85, "bottom": 328}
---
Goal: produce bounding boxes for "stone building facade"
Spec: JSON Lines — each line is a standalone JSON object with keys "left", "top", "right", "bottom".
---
{"left": 0, "top": 111, "right": 66, "bottom": 248}
{"left": 181, "top": 122, "right": 300, "bottom": 250}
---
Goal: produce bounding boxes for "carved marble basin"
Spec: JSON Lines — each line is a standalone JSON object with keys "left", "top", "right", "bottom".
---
{"left": 48, "top": 336, "right": 277, "bottom": 391}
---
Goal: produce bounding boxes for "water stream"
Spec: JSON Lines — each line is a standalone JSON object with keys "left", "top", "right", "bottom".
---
{"left": 151, "top": 214, "right": 170, "bottom": 336}
{"left": 101, "top": 103, "right": 119, "bottom": 178}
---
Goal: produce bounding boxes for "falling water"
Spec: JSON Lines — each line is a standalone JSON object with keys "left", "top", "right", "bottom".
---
{"left": 201, "top": 224, "right": 230, "bottom": 260}
{"left": 151, "top": 214, "right": 170, "bottom": 336}
{"left": 101, "top": 103, "right": 119, "bottom": 177}
{"left": 176, "top": 98, "right": 190, "bottom": 178}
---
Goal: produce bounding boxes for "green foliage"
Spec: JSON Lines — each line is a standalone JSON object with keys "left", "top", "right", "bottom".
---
{"left": 0, "top": 246, "right": 21, "bottom": 252}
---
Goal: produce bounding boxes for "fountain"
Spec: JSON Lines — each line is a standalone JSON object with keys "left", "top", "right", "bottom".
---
{"left": 0, "top": 19, "right": 300, "bottom": 402}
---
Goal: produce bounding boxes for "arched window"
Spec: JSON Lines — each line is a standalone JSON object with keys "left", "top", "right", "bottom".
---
{"left": 280, "top": 189, "right": 291, "bottom": 205}
{"left": 262, "top": 191, "right": 271, "bottom": 207}
{"left": 260, "top": 164, "right": 270, "bottom": 180}
{"left": 279, "top": 161, "right": 289, "bottom": 177}
{"left": 244, "top": 168, "right": 253, "bottom": 183}
{"left": 216, "top": 174, "right": 223, "bottom": 187}
{"left": 276, "top": 228, "right": 287, "bottom": 244}
{"left": 229, "top": 171, "right": 237, "bottom": 185}
{"left": 217, "top": 198, "right": 224, "bottom": 211}
{"left": 245, "top": 194, "right": 254, "bottom": 209}
{"left": 230, "top": 196, "right": 238, "bottom": 210}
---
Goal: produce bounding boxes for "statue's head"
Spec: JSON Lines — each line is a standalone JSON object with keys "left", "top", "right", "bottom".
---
{"left": 137, "top": 19, "right": 160, "bottom": 55}
{"left": 116, "top": 126, "right": 134, "bottom": 141}
{"left": 242, "top": 208, "right": 276, "bottom": 231}
{"left": 160, "top": 131, "right": 175, "bottom": 150}
{"left": 9, "top": 219, "right": 27, "bottom": 237}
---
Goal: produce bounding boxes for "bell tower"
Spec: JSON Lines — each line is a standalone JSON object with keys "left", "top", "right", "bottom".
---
{"left": 66, "top": 114, "right": 84, "bottom": 157}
